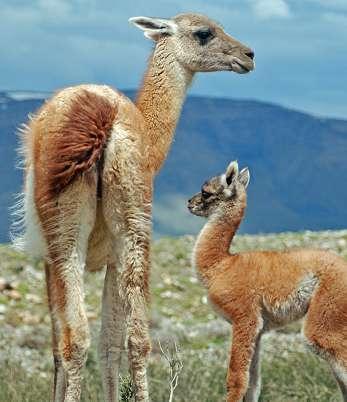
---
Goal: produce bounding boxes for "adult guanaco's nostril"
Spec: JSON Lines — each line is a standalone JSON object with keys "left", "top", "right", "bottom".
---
{"left": 245, "top": 50, "right": 255, "bottom": 60}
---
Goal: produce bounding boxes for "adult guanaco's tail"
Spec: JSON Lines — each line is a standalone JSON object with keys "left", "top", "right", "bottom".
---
{"left": 11, "top": 89, "right": 118, "bottom": 257}
{"left": 45, "top": 89, "right": 117, "bottom": 198}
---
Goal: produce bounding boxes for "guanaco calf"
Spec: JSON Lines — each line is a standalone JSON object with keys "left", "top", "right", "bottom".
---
{"left": 188, "top": 161, "right": 347, "bottom": 402}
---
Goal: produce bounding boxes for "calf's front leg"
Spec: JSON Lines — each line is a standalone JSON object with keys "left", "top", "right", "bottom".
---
{"left": 226, "top": 317, "right": 262, "bottom": 402}
{"left": 244, "top": 334, "right": 262, "bottom": 402}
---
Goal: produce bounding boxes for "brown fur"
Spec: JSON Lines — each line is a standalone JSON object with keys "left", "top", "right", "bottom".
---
{"left": 189, "top": 162, "right": 347, "bottom": 402}
{"left": 40, "top": 90, "right": 117, "bottom": 200}
{"left": 62, "top": 327, "right": 73, "bottom": 361}
{"left": 26, "top": 89, "right": 117, "bottom": 262}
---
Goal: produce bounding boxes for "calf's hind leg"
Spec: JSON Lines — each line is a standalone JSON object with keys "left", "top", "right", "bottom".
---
{"left": 331, "top": 362, "right": 347, "bottom": 401}
{"left": 304, "top": 324, "right": 347, "bottom": 401}
{"left": 303, "top": 281, "right": 347, "bottom": 402}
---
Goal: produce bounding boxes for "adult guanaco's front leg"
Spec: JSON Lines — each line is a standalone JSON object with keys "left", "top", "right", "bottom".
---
{"left": 102, "top": 134, "right": 152, "bottom": 401}
{"left": 120, "top": 196, "right": 152, "bottom": 402}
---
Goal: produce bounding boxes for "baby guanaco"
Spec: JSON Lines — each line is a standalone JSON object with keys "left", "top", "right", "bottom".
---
{"left": 188, "top": 160, "right": 347, "bottom": 402}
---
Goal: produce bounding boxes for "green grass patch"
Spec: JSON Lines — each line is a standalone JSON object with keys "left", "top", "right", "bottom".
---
{"left": 0, "top": 348, "right": 341, "bottom": 402}
{"left": 0, "top": 231, "right": 346, "bottom": 401}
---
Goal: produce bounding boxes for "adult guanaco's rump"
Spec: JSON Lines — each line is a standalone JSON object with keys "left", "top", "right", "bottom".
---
{"left": 188, "top": 161, "right": 347, "bottom": 402}
{"left": 12, "top": 14, "right": 254, "bottom": 402}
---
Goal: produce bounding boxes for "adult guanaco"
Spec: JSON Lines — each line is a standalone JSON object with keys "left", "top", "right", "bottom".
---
{"left": 13, "top": 14, "right": 255, "bottom": 402}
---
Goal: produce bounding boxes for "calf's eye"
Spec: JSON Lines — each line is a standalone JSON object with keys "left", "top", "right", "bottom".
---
{"left": 202, "top": 190, "right": 212, "bottom": 199}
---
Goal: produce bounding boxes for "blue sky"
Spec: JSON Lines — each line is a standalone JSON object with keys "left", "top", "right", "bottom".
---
{"left": 1, "top": 0, "right": 346, "bottom": 118}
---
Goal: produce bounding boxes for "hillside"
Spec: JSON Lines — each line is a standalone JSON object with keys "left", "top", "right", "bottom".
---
{"left": 1, "top": 90, "right": 347, "bottom": 242}
{"left": 0, "top": 230, "right": 346, "bottom": 401}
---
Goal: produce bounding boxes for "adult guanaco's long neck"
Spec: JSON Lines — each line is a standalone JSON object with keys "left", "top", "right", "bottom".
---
{"left": 194, "top": 203, "right": 245, "bottom": 285}
{"left": 136, "top": 39, "right": 193, "bottom": 172}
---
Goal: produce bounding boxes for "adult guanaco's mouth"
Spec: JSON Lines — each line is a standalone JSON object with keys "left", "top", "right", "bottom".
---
{"left": 232, "top": 58, "right": 255, "bottom": 74}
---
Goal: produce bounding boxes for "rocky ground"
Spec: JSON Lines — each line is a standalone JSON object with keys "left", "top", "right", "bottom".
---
{"left": 1, "top": 230, "right": 346, "bottom": 401}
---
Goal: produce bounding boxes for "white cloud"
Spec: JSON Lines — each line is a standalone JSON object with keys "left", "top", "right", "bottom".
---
{"left": 37, "top": 0, "right": 71, "bottom": 17}
{"left": 322, "top": 11, "right": 347, "bottom": 33}
{"left": 250, "top": 0, "right": 291, "bottom": 19}
{"left": 0, "top": 0, "right": 346, "bottom": 118}
{"left": 305, "top": 0, "right": 347, "bottom": 11}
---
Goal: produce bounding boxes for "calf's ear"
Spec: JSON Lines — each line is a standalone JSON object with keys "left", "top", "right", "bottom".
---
{"left": 239, "top": 167, "right": 250, "bottom": 188}
{"left": 222, "top": 160, "right": 239, "bottom": 187}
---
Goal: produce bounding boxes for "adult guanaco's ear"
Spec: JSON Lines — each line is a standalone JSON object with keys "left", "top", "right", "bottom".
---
{"left": 239, "top": 167, "right": 250, "bottom": 188}
{"left": 222, "top": 160, "right": 239, "bottom": 187}
{"left": 129, "top": 16, "right": 177, "bottom": 41}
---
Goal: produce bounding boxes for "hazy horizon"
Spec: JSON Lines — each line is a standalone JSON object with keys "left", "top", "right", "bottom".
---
{"left": 1, "top": 88, "right": 344, "bottom": 122}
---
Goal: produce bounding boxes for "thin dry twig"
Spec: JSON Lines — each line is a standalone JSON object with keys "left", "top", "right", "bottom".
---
{"left": 158, "top": 339, "right": 184, "bottom": 402}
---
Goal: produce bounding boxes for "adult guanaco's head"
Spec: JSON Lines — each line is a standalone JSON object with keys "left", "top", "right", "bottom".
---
{"left": 188, "top": 161, "right": 250, "bottom": 218}
{"left": 129, "top": 13, "right": 255, "bottom": 74}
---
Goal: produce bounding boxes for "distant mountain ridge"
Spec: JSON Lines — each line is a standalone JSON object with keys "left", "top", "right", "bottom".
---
{"left": 0, "top": 89, "right": 346, "bottom": 242}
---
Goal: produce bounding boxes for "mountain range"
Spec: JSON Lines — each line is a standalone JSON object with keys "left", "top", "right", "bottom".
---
{"left": 0, "top": 90, "right": 346, "bottom": 243}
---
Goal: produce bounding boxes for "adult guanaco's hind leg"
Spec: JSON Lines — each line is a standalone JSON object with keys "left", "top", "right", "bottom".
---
{"left": 98, "top": 262, "right": 126, "bottom": 402}
{"left": 45, "top": 262, "right": 67, "bottom": 402}
{"left": 39, "top": 177, "right": 97, "bottom": 402}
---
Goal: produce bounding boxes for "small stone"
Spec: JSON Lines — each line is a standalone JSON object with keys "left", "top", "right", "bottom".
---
{"left": 337, "top": 239, "right": 346, "bottom": 247}
{"left": 20, "top": 312, "right": 41, "bottom": 325}
{"left": 6, "top": 290, "right": 22, "bottom": 300}
{"left": 0, "top": 278, "right": 13, "bottom": 292}
{"left": 26, "top": 294, "right": 42, "bottom": 304}
{"left": 86, "top": 311, "right": 98, "bottom": 320}
{"left": 0, "top": 278, "right": 6, "bottom": 291}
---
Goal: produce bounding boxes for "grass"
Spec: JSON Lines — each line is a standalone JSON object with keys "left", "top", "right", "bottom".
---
{"left": 0, "top": 347, "right": 340, "bottom": 402}
{"left": 0, "top": 229, "right": 346, "bottom": 401}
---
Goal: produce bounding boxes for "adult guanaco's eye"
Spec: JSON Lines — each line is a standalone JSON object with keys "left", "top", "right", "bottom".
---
{"left": 194, "top": 28, "right": 213, "bottom": 45}
{"left": 201, "top": 190, "right": 212, "bottom": 199}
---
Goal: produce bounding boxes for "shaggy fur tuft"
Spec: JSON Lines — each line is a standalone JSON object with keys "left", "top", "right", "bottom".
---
{"left": 47, "top": 90, "right": 117, "bottom": 197}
